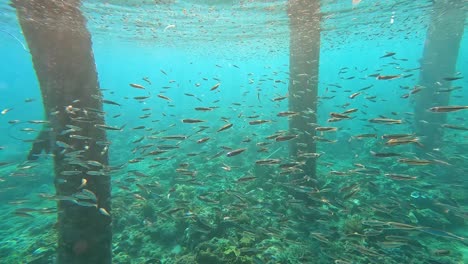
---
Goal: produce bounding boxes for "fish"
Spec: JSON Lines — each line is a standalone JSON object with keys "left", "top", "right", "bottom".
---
{"left": 385, "top": 137, "right": 421, "bottom": 146}
{"left": 272, "top": 95, "right": 288, "bottom": 101}
{"left": 275, "top": 134, "right": 298, "bottom": 142}
{"left": 95, "top": 124, "right": 125, "bottom": 131}
{"left": 194, "top": 107, "right": 213, "bottom": 111}
{"left": 236, "top": 176, "right": 257, "bottom": 183}
{"left": 380, "top": 52, "right": 396, "bottom": 58}
{"left": 129, "top": 83, "right": 145, "bottom": 89}
{"left": 369, "top": 118, "right": 402, "bottom": 124}
{"left": 182, "top": 119, "right": 205, "bottom": 123}
{"left": 27, "top": 120, "right": 49, "bottom": 124}
{"left": 349, "top": 92, "right": 361, "bottom": 99}
{"left": 384, "top": 173, "right": 417, "bottom": 180}
{"left": 330, "top": 113, "right": 350, "bottom": 119}
{"left": 381, "top": 133, "right": 414, "bottom": 139}
{"left": 210, "top": 83, "right": 221, "bottom": 91}
{"left": 376, "top": 75, "right": 401, "bottom": 80}
{"left": 313, "top": 136, "right": 337, "bottom": 143}
{"left": 99, "top": 208, "right": 111, "bottom": 217}
{"left": 69, "top": 135, "right": 92, "bottom": 140}
{"left": 277, "top": 111, "right": 299, "bottom": 117}
{"left": 353, "top": 133, "right": 377, "bottom": 139}
{"left": 217, "top": 123, "right": 233, "bottom": 132}
{"left": 343, "top": 108, "right": 358, "bottom": 114}
{"left": 197, "top": 137, "right": 210, "bottom": 144}
{"left": 226, "top": 148, "right": 247, "bottom": 157}
{"left": 157, "top": 94, "right": 171, "bottom": 101}
{"left": 255, "top": 159, "right": 281, "bottom": 165}
{"left": 397, "top": 158, "right": 432, "bottom": 165}
{"left": 142, "top": 77, "right": 151, "bottom": 84}
{"left": 14, "top": 210, "right": 34, "bottom": 218}
{"left": 102, "top": 100, "right": 121, "bottom": 106}
{"left": 315, "top": 127, "right": 338, "bottom": 132}
{"left": 249, "top": 120, "right": 271, "bottom": 125}
{"left": 443, "top": 76, "right": 463, "bottom": 81}
{"left": 1, "top": 108, "right": 13, "bottom": 115}
{"left": 441, "top": 124, "right": 468, "bottom": 131}
{"left": 161, "top": 135, "right": 187, "bottom": 140}
{"left": 429, "top": 105, "right": 468, "bottom": 113}
{"left": 370, "top": 151, "right": 400, "bottom": 158}
{"left": 134, "top": 96, "right": 150, "bottom": 100}
{"left": 78, "top": 178, "right": 87, "bottom": 189}
{"left": 433, "top": 250, "right": 451, "bottom": 256}
{"left": 437, "top": 87, "right": 462, "bottom": 93}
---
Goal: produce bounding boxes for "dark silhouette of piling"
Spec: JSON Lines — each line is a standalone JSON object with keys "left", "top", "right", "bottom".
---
{"left": 288, "top": 0, "right": 321, "bottom": 177}
{"left": 414, "top": 0, "right": 465, "bottom": 151}
{"left": 12, "top": 1, "right": 112, "bottom": 263}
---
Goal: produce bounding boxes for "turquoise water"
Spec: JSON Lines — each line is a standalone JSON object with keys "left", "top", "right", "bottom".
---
{"left": 0, "top": 0, "right": 467, "bottom": 263}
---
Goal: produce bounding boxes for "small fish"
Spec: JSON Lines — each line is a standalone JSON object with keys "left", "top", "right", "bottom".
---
{"left": 102, "top": 100, "right": 121, "bottom": 106}
{"left": 129, "top": 83, "right": 145, "bottom": 89}
{"left": 397, "top": 158, "right": 432, "bottom": 165}
{"left": 443, "top": 76, "right": 463, "bottom": 81}
{"left": 370, "top": 151, "right": 400, "bottom": 158}
{"left": 349, "top": 92, "right": 361, "bottom": 99}
{"left": 385, "top": 137, "right": 420, "bottom": 146}
{"left": 78, "top": 178, "right": 87, "bottom": 189}
{"left": 1, "top": 108, "right": 13, "bottom": 115}
{"left": 272, "top": 95, "right": 288, "bottom": 101}
{"left": 315, "top": 127, "right": 338, "bottom": 132}
{"left": 381, "top": 133, "right": 414, "bottom": 139}
{"left": 377, "top": 75, "right": 401, "bottom": 80}
{"left": 69, "top": 134, "right": 92, "bottom": 140}
{"left": 182, "top": 119, "right": 205, "bottom": 123}
{"left": 312, "top": 136, "right": 337, "bottom": 143}
{"left": 236, "top": 176, "right": 257, "bottom": 182}
{"left": 210, "top": 83, "right": 221, "bottom": 91}
{"left": 161, "top": 135, "right": 187, "bottom": 140}
{"left": 353, "top": 133, "right": 377, "bottom": 139}
{"left": 157, "top": 94, "right": 171, "bottom": 101}
{"left": 380, "top": 52, "right": 396, "bottom": 58}
{"left": 369, "top": 118, "right": 402, "bottom": 124}
{"left": 134, "top": 96, "right": 150, "bottom": 100}
{"left": 330, "top": 113, "right": 350, "bottom": 119}
{"left": 429, "top": 105, "right": 468, "bottom": 113}
{"left": 343, "top": 108, "right": 358, "bottom": 114}
{"left": 275, "top": 134, "right": 298, "bottom": 142}
{"left": 14, "top": 210, "right": 34, "bottom": 218}
{"left": 226, "top": 148, "right": 247, "bottom": 157}
{"left": 217, "top": 123, "right": 233, "bottom": 132}
{"left": 441, "top": 124, "right": 468, "bottom": 131}
{"left": 99, "top": 208, "right": 111, "bottom": 217}
{"left": 197, "top": 137, "right": 210, "bottom": 144}
{"left": 249, "top": 120, "right": 271, "bottom": 125}
{"left": 432, "top": 249, "right": 451, "bottom": 256}
{"left": 56, "top": 141, "right": 72, "bottom": 149}
{"left": 194, "top": 107, "right": 213, "bottom": 111}
{"left": 27, "top": 120, "right": 49, "bottom": 124}
{"left": 277, "top": 111, "right": 299, "bottom": 117}
{"left": 327, "top": 117, "right": 344, "bottom": 123}
{"left": 95, "top": 124, "right": 125, "bottom": 131}
{"left": 255, "top": 159, "right": 281, "bottom": 165}
{"left": 384, "top": 173, "right": 417, "bottom": 180}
